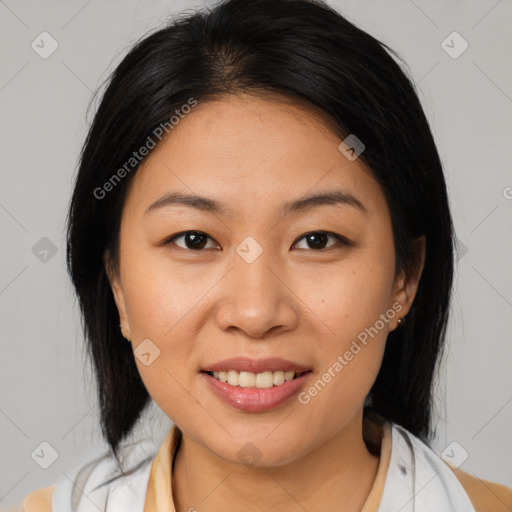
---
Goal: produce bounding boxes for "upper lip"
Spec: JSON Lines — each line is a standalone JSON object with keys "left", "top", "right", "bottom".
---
{"left": 201, "top": 357, "right": 311, "bottom": 374}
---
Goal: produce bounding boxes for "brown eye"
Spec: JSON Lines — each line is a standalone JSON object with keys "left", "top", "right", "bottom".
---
{"left": 293, "top": 231, "right": 347, "bottom": 250}
{"left": 167, "top": 231, "right": 219, "bottom": 250}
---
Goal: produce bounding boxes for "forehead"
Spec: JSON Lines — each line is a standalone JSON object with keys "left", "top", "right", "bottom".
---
{"left": 122, "top": 93, "right": 385, "bottom": 221}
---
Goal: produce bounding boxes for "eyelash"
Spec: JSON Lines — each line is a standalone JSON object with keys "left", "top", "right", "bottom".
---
{"left": 164, "top": 230, "right": 349, "bottom": 252}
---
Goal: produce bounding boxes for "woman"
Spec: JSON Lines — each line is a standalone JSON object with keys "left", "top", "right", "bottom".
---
{"left": 19, "top": 0, "right": 512, "bottom": 510}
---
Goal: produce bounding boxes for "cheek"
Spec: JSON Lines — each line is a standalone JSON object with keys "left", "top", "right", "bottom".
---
{"left": 118, "top": 246, "right": 200, "bottom": 392}
{"left": 298, "top": 320, "right": 388, "bottom": 426}
{"left": 297, "top": 253, "right": 395, "bottom": 342}
{"left": 120, "top": 240, "right": 195, "bottom": 334}
{"left": 293, "top": 251, "right": 393, "bottom": 402}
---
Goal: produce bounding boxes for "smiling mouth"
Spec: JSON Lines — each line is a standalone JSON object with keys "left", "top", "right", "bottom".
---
{"left": 202, "top": 369, "right": 312, "bottom": 389}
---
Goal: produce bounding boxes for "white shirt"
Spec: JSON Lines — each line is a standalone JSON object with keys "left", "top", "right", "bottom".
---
{"left": 50, "top": 422, "right": 476, "bottom": 511}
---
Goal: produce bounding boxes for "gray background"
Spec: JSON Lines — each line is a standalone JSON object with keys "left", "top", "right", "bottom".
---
{"left": 1, "top": 0, "right": 511, "bottom": 507}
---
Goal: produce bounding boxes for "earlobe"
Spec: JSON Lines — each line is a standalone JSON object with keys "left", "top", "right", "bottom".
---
{"left": 111, "top": 279, "right": 132, "bottom": 340}
{"left": 390, "top": 235, "right": 426, "bottom": 330}
{"left": 103, "top": 251, "right": 132, "bottom": 340}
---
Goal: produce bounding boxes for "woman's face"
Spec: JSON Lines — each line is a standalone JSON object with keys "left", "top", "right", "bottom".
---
{"left": 108, "top": 93, "right": 423, "bottom": 467}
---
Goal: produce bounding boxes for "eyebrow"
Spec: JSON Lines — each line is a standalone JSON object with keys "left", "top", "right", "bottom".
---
{"left": 144, "top": 189, "right": 367, "bottom": 216}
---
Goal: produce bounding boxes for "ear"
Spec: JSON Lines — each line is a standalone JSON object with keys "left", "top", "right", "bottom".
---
{"left": 103, "top": 251, "right": 132, "bottom": 340}
{"left": 389, "top": 235, "right": 426, "bottom": 331}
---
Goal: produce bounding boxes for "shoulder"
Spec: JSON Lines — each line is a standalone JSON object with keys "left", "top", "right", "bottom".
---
{"left": 449, "top": 466, "right": 512, "bottom": 512}
{"left": 19, "top": 438, "right": 157, "bottom": 512}
{"left": 386, "top": 422, "right": 510, "bottom": 511}
{"left": 20, "top": 484, "right": 56, "bottom": 512}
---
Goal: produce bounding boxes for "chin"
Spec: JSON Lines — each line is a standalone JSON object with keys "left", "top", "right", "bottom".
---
{"left": 205, "top": 428, "right": 308, "bottom": 469}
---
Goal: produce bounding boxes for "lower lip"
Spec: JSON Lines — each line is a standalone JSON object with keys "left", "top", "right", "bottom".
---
{"left": 201, "top": 371, "right": 312, "bottom": 412}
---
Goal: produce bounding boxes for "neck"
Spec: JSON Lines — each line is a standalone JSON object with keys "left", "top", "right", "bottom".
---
{"left": 172, "top": 410, "right": 380, "bottom": 512}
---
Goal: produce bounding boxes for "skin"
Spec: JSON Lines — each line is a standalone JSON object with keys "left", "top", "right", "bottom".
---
{"left": 107, "top": 93, "right": 426, "bottom": 512}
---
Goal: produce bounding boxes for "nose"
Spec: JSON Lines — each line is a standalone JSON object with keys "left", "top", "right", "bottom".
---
{"left": 214, "top": 247, "right": 299, "bottom": 339}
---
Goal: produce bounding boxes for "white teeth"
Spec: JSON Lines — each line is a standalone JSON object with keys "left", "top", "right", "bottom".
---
{"left": 227, "top": 370, "right": 239, "bottom": 386}
{"left": 208, "top": 369, "right": 304, "bottom": 388}
{"left": 239, "top": 371, "right": 255, "bottom": 387}
{"left": 256, "top": 371, "right": 274, "bottom": 389}
{"left": 273, "top": 371, "right": 285, "bottom": 386}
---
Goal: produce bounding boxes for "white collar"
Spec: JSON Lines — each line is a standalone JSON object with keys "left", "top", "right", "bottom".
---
{"left": 52, "top": 438, "right": 156, "bottom": 511}
{"left": 51, "top": 423, "right": 476, "bottom": 511}
{"left": 378, "top": 424, "right": 476, "bottom": 511}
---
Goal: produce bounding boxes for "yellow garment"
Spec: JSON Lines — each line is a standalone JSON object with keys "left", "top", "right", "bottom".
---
{"left": 20, "top": 416, "right": 512, "bottom": 512}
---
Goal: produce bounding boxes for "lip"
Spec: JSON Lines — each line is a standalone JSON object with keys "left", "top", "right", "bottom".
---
{"left": 200, "top": 357, "right": 311, "bottom": 374}
{"left": 200, "top": 370, "right": 313, "bottom": 412}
